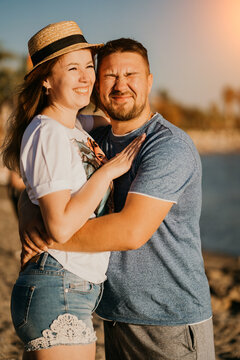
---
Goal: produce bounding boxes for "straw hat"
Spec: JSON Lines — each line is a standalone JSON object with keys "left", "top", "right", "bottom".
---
{"left": 26, "top": 21, "right": 103, "bottom": 77}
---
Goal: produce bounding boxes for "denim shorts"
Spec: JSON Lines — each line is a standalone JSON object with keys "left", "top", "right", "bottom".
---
{"left": 11, "top": 252, "right": 104, "bottom": 352}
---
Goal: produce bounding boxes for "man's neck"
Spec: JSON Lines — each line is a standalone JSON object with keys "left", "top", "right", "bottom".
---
{"left": 111, "top": 107, "right": 153, "bottom": 136}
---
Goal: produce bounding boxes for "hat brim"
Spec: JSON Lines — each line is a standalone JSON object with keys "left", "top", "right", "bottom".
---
{"left": 25, "top": 42, "right": 103, "bottom": 79}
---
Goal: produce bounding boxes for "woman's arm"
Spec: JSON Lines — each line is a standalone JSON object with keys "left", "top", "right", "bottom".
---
{"left": 49, "top": 193, "right": 173, "bottom": 252}
{"left": 38, "top": 135, "right": 145, "bottom": 244}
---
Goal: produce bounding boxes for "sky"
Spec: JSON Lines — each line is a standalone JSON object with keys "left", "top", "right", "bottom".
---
{"left": 0, "top": 0, "right": 239, "bottom": 109}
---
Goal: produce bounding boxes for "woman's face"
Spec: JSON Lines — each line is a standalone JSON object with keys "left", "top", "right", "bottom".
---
{"left": 44, "top": 49, "right": 95, "bottom": 111}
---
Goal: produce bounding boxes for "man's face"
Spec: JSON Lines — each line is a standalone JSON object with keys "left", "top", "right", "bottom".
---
{"left": 96, "top": 52, "right": 153, "bottom": 121}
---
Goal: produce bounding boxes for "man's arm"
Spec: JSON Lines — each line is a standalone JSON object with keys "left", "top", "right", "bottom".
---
{"left": 18, "top": 190, "right": 52, "bottom": 254}
{"left": 20, "top": 190, "right": 172, "bottom": 267}
{"left": 50, "top": 193, "right": 173, "bottom": 252}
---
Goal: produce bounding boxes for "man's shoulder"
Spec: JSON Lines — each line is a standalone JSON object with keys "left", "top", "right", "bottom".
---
{"left": 145, "top": 114, "right": 199, "bottom": 155}
{"left": 146, "top": 114, "right": 191, "bottom": 141}
{"left": 140, "top": 114, "right": 201, "bottom": 171}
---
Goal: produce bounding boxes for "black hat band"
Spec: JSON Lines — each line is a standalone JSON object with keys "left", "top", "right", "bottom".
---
{"left": 31, "top": 34, "right": 87, "bottom": 66}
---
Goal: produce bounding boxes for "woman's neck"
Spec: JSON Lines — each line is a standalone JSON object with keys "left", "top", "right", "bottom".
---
{"left": 42, "top": 105, "right": 77, "bottom": 129}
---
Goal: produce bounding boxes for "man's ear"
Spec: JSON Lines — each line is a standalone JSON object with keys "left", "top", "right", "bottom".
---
{"left": 147, "top": 73, "right": 153, "bottom": 94}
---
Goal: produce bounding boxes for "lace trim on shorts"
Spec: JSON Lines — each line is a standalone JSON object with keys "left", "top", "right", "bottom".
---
{"left": 25, "top": 313, "right": 97, "bottom": 351}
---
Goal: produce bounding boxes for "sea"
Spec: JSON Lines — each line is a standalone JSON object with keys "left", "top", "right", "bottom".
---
{"left": 200, "top": 154, "right": 240, "bottom": 256}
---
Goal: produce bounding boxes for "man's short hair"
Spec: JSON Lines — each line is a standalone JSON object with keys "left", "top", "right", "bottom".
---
{"left": 96, "top": 38, "right": 150, "bottom": 77}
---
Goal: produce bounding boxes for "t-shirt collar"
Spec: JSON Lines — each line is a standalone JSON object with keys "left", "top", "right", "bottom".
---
{"left": 110, "top": 112, "right": 158, "bottom": 142}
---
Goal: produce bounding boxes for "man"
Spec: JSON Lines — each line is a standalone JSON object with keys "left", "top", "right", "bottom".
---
{"left": 19, "top": 38, "right": 215, "bottom": 359}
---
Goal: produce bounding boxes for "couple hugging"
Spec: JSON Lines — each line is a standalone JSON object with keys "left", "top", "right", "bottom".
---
{"left": 2, "top": 20, "right": 215, "bottom": 360}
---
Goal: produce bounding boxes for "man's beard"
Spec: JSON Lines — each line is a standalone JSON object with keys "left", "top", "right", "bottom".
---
{"left": 101, "top": 94, "right": 146, "bottom": 121}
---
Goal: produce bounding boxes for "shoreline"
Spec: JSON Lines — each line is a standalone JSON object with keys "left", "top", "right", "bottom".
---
{"left": 187, "top": 129, "right": 240, "bottom": 155}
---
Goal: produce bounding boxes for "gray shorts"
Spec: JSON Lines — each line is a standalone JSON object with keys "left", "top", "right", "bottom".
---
{"left": 104, "top": 318, "right": 215, "bottom": 360}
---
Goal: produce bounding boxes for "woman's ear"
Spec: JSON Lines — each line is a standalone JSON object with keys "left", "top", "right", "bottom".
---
{"left": 43, "top": 79, "right": 50, "bottom": 91}
{"left": 43, "top": 79, "right": 51, "bottom": 96}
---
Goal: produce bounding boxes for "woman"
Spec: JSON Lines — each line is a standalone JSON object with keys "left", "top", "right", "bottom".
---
{"left": 1, "top": 21, "right": 145, "bottom": 359}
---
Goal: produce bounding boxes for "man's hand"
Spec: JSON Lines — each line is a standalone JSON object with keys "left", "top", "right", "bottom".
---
{"left": 18, "top": 190, "right": 53, "bottom": 266}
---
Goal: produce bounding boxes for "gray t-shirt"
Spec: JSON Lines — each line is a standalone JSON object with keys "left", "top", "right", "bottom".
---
{"left": 91, "top": 113, "right": 212, "bottom": 325}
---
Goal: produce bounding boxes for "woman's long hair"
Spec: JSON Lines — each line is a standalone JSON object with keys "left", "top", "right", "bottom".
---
{"left": 1, "top": 58, "right": 58, "bottom": 174}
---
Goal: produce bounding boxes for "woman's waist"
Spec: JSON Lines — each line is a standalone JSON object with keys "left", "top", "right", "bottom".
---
{"left": 21, "top": 251, "right": 110, "bottom": 284}
{"left": 48, "top": 249, "right": 110, "bottom": 283}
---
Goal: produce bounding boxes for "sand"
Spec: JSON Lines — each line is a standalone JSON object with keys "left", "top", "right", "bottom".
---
{"left": 0, "top": 185, "right": 239, "bottom": 360}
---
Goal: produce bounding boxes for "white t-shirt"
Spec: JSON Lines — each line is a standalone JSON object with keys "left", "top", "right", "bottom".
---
{"left": 20, "top": 114, "right": 110, "bottom": 283}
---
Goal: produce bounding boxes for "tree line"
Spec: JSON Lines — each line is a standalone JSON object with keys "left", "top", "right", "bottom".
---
{"left": 0, "top": 44, "right": 239, "bottom": 134}
{"left": 151, "top": 88, "right": 240, "bottom": 131}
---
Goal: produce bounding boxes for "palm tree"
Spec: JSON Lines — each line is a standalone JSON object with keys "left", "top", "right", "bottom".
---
{"left": 235, "top": 89, "right": 240, "bottom": 119}
{"left": 0, "top": 44, "right": 28, "bottom": 143}
{"left": 0, "top": 44, "right": 17, "bottom": 104}
{"left": 0, "top": 43, "right": 28, "bottom": 104}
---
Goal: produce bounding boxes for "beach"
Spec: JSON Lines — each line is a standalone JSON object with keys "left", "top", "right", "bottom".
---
{"left": 0, "top": 184, "right": 240, "bottom": 360}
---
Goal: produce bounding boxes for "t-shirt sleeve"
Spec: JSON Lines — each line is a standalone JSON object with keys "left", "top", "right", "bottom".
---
{"left": 129, "top": 136, "right": 197, "bottom": 203}
{"left": 23, "top": 121, "right": 73, "bottom": 199}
